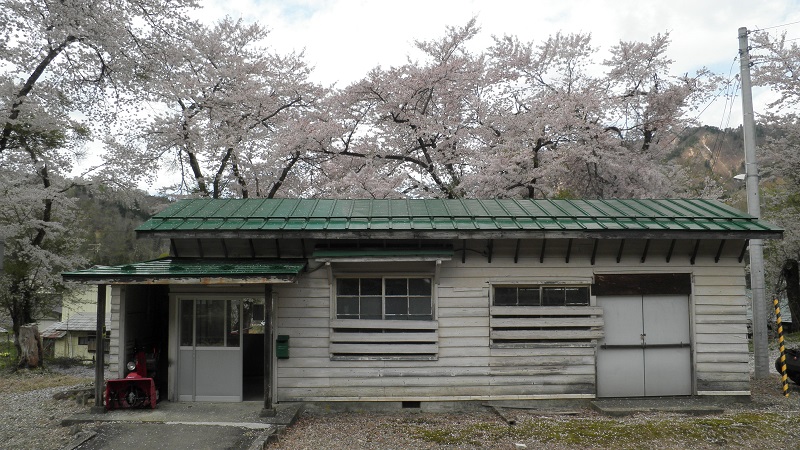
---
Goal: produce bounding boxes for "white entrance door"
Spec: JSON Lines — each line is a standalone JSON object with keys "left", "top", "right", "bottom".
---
{"left": 596, "top": 295, "right": 692, "bottom": 397}
{"left": 178, "top": 298, "right": 243, "bottom": 402}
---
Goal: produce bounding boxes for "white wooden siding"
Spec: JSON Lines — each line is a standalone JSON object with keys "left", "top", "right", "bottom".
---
{"left": 271, "top": 238, "right": 751, "bottom": 401}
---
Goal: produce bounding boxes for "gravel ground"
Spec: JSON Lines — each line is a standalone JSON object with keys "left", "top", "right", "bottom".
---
{"left": 3, "top": 346, "right": 800, "bottom": 450}
{"left": 0, "top": 365, "right": 105, "bottom": 450}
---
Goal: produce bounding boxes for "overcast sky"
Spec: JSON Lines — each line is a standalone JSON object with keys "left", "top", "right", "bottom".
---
{"left": 193, "top": 0, "right": 800, "bottom": 127}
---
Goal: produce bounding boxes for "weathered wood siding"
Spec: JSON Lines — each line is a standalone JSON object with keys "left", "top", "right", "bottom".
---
{"left": 272, "top": 238, "right": 751, "bottom": 401}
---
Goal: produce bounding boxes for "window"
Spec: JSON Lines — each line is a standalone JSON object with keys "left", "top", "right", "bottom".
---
{"left": 180, "top": 299, "right": 241, "bottom": 347}
{"left": 80, "top": 335, "right": 110, "bottom": 353}
{"left": 336, "top": 277, "right": 433, "bottom": 320}
{"left": 494, "top": 285, "right": 590, "bottom": 306}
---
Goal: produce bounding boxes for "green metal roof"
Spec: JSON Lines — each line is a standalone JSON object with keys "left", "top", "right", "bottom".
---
{"left": 62, "top": 258, "right": 306, "bottom": 285}
{"left": 136, "top": 198, "right": 782, "bottom": 240}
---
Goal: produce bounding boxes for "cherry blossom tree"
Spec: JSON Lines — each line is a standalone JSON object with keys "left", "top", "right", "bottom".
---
{"left": 750, "top": 30, "right": 800, "bottom": 321}
{"left": 0, "top": 0, "right": 195, "bottom": 365}
{"left": 315, "top": 21, "right": 717, "bottom": 199}
{"left": 105, "top": 18, "right": 324, "bottom": 199}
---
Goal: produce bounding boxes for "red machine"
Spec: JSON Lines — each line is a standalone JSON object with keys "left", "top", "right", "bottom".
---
{"left": 105, "top": 347, "right": 158, "bottom": 410}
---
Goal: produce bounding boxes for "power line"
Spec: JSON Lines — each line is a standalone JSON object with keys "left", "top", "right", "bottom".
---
{"left": 752, "top": 20, "right": 800, "bottom": 32}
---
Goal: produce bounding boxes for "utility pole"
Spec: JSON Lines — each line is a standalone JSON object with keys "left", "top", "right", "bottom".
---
{"left": 739, "top": 26, "right": 769, "bottom": 378}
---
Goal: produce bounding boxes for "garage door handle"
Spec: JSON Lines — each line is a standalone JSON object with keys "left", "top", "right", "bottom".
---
{"left": 643, "top": 343, "right": 691, "bottom": 349}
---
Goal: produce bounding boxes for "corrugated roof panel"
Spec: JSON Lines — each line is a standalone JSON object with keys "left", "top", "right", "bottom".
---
{"left": 391, "top": 218, "right": 413, "bottom": 230}
{"left": 347, "top": 218, "right": 370, "bottom": 230}
{"left": 291, "top": 199, "right": 319, "bottom": 218}
{"left": 462, "top": 199, "right": 491, "bottom": 217}
{"left": 330, "top": 200, "right": 354, "bottom": 217}
{"left": 176, "top": 219, "right": 205, "bottom": 230}
{"left": 269, "top": 199, "right": 301, "bottom": 217}
{"left": 241, "top": 219, "right": 266, "bottom": 230}
{"left": 409, "top": 200, "right": 433, "bottom": 217}
{"left": 480, "top": 199, "right": 513, "bottom": 217}
{"left": 351, "top": 199, "right": 374, "bottom": 217}
{"left": 495, "top": 217, "right": 519, "bottom": 229}
{"left": 327, "top": 218, "right": 348, "bottom": 229}
{"left": 453, "top": 217, "right": 477, "bottom": 229}
{"left": 536, "top": 217, "right": 566, "bottom": 230}
{"left": 208, "top": 200, "right": 245, "bottom": 218}
{"left": 369, "top": 200, "right": 389, "bottom": 217}
{"left": 305, "top": 218, "right": 329, "bottom": 230}
{"left": 389, "top": 200, "right": 411, "bottom": 217}
{"left": 261, "top": 218, "right": 288, "bottom": 230}
{"left": 370, "top": 218, "right": 390, "bottom": 230}
{"left": 310, "top": 199, "right": 337, "bottom": 218}
{"left": 514, "top": 217, "right": 542, "bottom": 230}
{"left": 284, "top": 218, "right": 308, "bottom": 230}
{"left": 135, "top": 198, "right": 782, "bottom": 237}
{"left": 432, "top": 217, "right": 456, "bottom": 230}
{"left": 411, "top": 218, "right": 434, "bottom": 230}
{"left": 444, "top": 200, "right": 471, "bottom": 217}
{"left": 555, "top": 200, "right": 593, "bottom": 217}
{"left": 196, "top": 219, "right": 225, "bottom": 230}
{"left": 474, "top": 217, "right": 497, "bottom": 229}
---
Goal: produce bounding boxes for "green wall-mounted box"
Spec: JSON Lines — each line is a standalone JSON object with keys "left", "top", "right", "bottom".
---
{"left": 276, "top": 335, "right": 290, "bottom": 359}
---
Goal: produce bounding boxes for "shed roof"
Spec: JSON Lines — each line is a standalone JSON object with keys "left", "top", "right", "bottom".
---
{"left": 41, "top": 312, "right": 111, "bottom": 335}
{"left": 136, "top": 198, "right": 782, "bottom": 240}
{"left": 62, "top": 258, "right": 306, "bottom": 285}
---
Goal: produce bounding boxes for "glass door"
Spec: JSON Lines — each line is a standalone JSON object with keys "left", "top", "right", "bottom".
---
{"left": 178, "top": 298, "right": 243, "bottom": 401}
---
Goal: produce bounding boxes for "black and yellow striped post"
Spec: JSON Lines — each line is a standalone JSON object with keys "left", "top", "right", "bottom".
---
{"left": 775, "top": 297, "right": 790, "bottom": 398}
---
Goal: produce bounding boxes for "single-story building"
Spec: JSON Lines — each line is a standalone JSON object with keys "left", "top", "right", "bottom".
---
{"left": 41, "top": 312, "right": 111, "bottom": 360}
{"left": 63, "top": 198, "right": 782, "bottom": 410}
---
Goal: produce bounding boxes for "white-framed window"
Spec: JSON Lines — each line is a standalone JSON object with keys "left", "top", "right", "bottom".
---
{"left": 335, "top": 277, "right": 433, "bottom": 320}
{"left": 493, "top": 285, "right": 590, "bottom": 307}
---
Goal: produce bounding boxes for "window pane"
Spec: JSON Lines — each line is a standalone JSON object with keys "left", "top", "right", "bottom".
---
{"left": 337, "top": 279, "right": 359, "bottom": 296}
{"left": 386, "top": 297, "right": 408, "bottom": 316}
{"left": 565, "top": 287, "right": 590, "bottom": 305}
{"left": 494, "top": 287, "right": 517, "bottom": 306}
{"left": 227, "top": 299, "right": 240, "bottom": 347}
{"left": 542, "top": 287, "right": 565, "bottom": 306}
{"left": 385, "top": 279, "right": 407, "bottom": 296}
{"left": 196, "top": 300, "right": 225, "bottom": 346}
{"left": 518, "top": 288, "right": 540, "bottom": 306}
{"left": 409, "top": 278, "right": 432, "bottom": 295}
{"left": 337, "top": 297, "right": 359, "bottom": 318}
{"left": 180, "top": 300, "right": 194, "bottom": 346}
{"left": 361, "top": 296, "right": 382, "bottom": 319}
{"left": 409, "top": 297, "right": 432, "bottom": 316}
{"left": 361, "top": 278, "right": 382, "bottom": 295}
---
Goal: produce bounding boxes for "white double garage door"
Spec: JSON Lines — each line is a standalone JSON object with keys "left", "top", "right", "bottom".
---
{"left": 594, "top": 274, "right": 693, "bottom": 397}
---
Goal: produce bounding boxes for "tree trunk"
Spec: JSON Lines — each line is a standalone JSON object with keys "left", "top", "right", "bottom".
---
{"left": 783, "top": 259, "right": 800, "bottom": 333}
{"left": 18, "top": 324, "right": 43, "bottom": 369}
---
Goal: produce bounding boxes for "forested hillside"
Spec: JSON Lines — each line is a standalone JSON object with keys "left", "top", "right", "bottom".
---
{"left": 71, "top": 187, "right": 170, "bottom": 266}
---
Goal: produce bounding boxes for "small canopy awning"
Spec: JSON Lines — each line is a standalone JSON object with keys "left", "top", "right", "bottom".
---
{"left": 62, "top": 257, "right": 306, "bottom": 285}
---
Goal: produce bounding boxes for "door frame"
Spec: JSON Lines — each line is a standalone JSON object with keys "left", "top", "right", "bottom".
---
{"left": 170, "top": 294, "right": 251, "bottom": 402}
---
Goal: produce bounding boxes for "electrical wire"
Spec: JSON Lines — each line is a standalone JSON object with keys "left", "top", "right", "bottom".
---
{"left": 752, "top": 20, "right": 800, "bottom": 32}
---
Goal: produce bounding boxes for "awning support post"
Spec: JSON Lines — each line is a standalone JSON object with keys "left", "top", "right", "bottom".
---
{"left": 92, "top": 284, "right": 107, "bottom": 413}
{"left": 261, "top": 284, "right": 276, "bottom": 417}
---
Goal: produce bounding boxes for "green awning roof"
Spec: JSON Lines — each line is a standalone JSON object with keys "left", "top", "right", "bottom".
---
{"left": 136, "top": 198, "right": 783, "bottom": 240}
{"left": 62, "top": 258, "right": 306, "bottom": 285}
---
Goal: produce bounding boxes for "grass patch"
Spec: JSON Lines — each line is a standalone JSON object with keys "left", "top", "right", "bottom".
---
{"left": 0, "top": 369, "right": 92, "bottom": 394}
{"left": 401, "top": 412, "right": 800, "bottom": 449}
